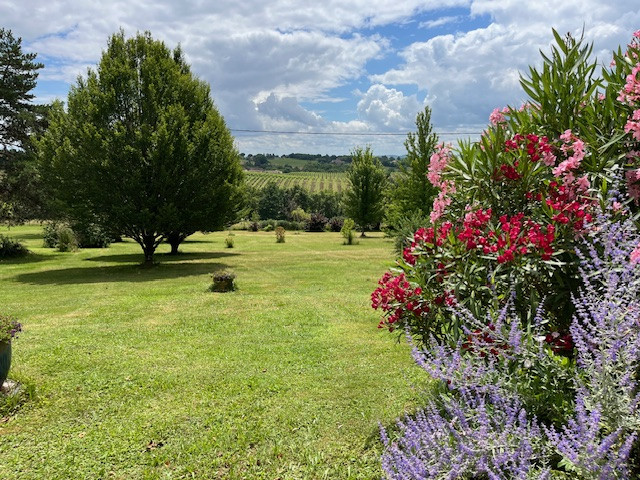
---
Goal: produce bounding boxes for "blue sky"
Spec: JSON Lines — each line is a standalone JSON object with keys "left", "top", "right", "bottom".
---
{"left": 3, "top": 0, "right": 640, "bottom": 154}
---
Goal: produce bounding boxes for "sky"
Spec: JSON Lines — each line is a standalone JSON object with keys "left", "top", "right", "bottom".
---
{"left": 3, "top": 0, "right": 640, "bottom": 155}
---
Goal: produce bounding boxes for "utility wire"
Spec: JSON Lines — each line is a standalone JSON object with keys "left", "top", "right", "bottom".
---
{"left": 230, "top": 128, "right": 481, "bottom": 136}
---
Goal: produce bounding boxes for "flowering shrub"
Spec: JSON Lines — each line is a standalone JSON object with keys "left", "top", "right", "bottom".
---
{"left": 0, "top": 314, "right": 21, "bottom": 343}
{"left": 371, "top": 30, "right": 640, "bottom": 346}
{"left": 380, "top": 213, "right": 640, "bottom": 478}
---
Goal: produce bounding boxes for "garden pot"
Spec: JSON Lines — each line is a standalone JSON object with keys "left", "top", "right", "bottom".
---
{"left": 0, "top": 341, "right": 11, "bottom": 386}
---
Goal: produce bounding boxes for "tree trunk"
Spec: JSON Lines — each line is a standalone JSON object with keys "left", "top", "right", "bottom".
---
{"left": 141, "top": 234, "right": 157, "bottom": 265}
{"left": 360, "top": 231, "right": 367, "bottom": 237}
{"left": 166, "top": 231, "right": 188, "bottom": 255}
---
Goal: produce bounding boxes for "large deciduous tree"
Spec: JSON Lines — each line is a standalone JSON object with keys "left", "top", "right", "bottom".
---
{"left": 343, "top": 146, "right": 387, "bottom": 235}
{"left": 40, "top": 31, "right": 244, "bottom": 263}
{"left": 0, "top": 28, "right": 48, "bottom": 223}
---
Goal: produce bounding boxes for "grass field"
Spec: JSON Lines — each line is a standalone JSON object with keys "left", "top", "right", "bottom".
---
{"left": 0, "top": 226, "right": 430, "bottom": 479}
{"left": 245, "top": 171, "right": 349, "bottom": 193}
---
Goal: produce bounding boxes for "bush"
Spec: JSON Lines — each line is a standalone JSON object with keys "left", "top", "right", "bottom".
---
{"left": 305, "top": 212, "right": 328, "bottom": 232}
{"left": 341, "top": 218, "right": 357, "bottom": 245}
{"left": 275, "top": 226, "right": 285, "bottom": 243}
{"left": 56, "top": 226, "right": 77, "bottom": 252}
{"left": 328, "top": 216, "right": 344, "bottom": 232}
{"left": 381, "top": 213, "right": 640, "bottom": 478}
{"left": 290, "top": 207, "right": 310, "bottom": 223}
{"left": 70, "top": 221, "right": 111, "bottom": 248}
{"left": 276, "top": 220, "right": 305, "bottom": 231}
{"left": 248, "top": 221, "right": 259, "bottom": 232}
{"left": 210, "top": 270, "right": 236, "bottom": 292}
{"left": 224, "top": 236, "right": 234, "bottom": 248}
{"left": 0, "top": 235, "right": 28, "bottom": 258}
{"left": 42, "top": 222, "right": 59, "bottom": 248}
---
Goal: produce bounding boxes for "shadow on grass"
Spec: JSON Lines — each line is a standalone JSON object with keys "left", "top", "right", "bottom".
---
{"left": 85, "top": 251, "right": 238, "bottom": 263}
{"left": 14, "top": 260, "right": 230, "bottom": 285}
{"left": 0, "top": 253, "right": 49, "bottom": 265}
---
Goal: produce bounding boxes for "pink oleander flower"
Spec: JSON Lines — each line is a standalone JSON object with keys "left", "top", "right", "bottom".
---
{"left": 576, "top": 175, "right": 590, "bottom": 192}
{"left": 428, "top": 143, "right": 452, "bottom": 187}
{"left": 489, "top": 107, "right": 508, "bottom": 125}
{"left": 631, "top": 243, "right": 640, "bottom": 264}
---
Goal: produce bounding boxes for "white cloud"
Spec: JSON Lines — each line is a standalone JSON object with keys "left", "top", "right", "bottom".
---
{"left": 357, "top": 84, "right": 422, "bottom": 130}
{"left": 419, "top": 16, "right": 462, "bottom": 29}
{"left": 256, "top": 94, "right": 324, "bottom": 127}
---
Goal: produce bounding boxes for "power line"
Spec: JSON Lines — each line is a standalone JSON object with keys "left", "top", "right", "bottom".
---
{"left": 230, "top": 128, "right": 481, "bottom": 136}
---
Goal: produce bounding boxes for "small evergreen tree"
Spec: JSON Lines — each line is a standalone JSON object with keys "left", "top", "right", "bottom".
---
{"left": 385, "top": 106, "right": 439, "bottom": 228}
{"left": 343, "top": 146, "right": 387, "bottom": 236}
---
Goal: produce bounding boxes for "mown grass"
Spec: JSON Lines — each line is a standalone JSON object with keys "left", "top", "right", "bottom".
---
{"left": 0, "top": 225, "right": 430, "bottom": 479}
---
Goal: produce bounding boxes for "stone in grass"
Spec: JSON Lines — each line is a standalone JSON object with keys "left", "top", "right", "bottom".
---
{"left": 1, "top": 379, "right": 22, "bottom": 400}
{"left": 211, "top": 270, "right": 236, "bottom": 292}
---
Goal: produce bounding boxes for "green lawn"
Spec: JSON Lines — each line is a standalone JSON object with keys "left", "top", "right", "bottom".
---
{"left": 0, "top": 226, "right": 429, "bottom": 479}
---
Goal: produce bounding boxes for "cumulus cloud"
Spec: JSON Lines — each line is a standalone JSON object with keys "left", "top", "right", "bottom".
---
{"left": 357, "top": 84, "right": 422, "bottom": 130}
{"left": 256, "top": 94, "right": 324, "bottom": 127}
{"left": 373, "top": 0, "right": 640, "bottom": 129}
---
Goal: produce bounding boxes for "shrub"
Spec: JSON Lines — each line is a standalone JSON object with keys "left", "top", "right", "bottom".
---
{"left": 211, "top": 270, "right": 236, "bottom": 292}
{"left": 0, "top": 235, "right": 28, "bottom": 258}
{"left": 290, "top": 207, "right": 310, "bottom": 223}
{"left": 248, "top": 221, "right": 259, "bottom": 232}
{"left": 42, "top": 221, "right": 60, "bottom": 248}
{"left": 70, "top": 221, "right": 111, "bottom": 248}
{"left": 276, "top": 220, "right": 304, "bottom": 231}
{"left": 328, "top": 216, "right": 344, "bottom": 232}
{"left": 56, "top": 226, "right": 77, "bottom": 252}
{"left": 371, "top": 30, "right": 640, "bottom": 346}
{"left": 385, "top": 211, "right": 430, "bottom": 255}
{"left": 305, "top": 212, "right": 328, "bottom": 232}
{"left": 381, "top": 213, "right": 640, "bottom": 478}
{"left": 275, "top": 226, "right": 285, "bottom": 243}
{"left": 224, "top": 236, "right": 234, "bottom": 248}
{"left": 341, "top": 218, "right": 357, "bottom": 245}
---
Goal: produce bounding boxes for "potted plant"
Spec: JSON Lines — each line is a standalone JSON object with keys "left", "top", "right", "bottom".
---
{"left": 0, "top": 314, "right": 21, "bottom": 386}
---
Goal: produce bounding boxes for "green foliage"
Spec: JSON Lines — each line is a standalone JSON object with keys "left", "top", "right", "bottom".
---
{"left": 0, "top": 234, "right": 28, "bottom": 258}
{"left": 343, "top": 146, "right": 388, "bottom": 233}
{"left": 388, "top": 211, "right": 430, "bottom": 255}
{"left": 0, "top": 313, "right": 21, "bottom": 344}
{"left": 38, "top": 31, "right": 243, "bottom": 264}
{"left": 275, "top": 226, "right": 286, "bottom": 243}
{"left": 385, "top": 106, "right": 439, "bottom": 229}
{"left": 290, "top": 207, "right": 310, "bottom": 223}
{"left": 55, "top": 226, "right": 77, "bottom": 252}
{"left": 211, "top": 269, "right": 236, "bottom": 292}
{"left": 0, "top": 28, "right": 49, "bottom": 224}
{"left": 224, "top": 235, "right": 234, "bottom": 248}
{"left": 341, "top": 218, "right": 357, "bottom": 245}
{"left": 305, "top": 212, "right": 328, "bottom": 232}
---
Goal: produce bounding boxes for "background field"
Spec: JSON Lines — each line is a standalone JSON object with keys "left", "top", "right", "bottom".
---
{"left": 245, "top": 171, "right": 349, "bottom": 193}
{"left": 0, "top": 226, "right": 429, "bottom": 479}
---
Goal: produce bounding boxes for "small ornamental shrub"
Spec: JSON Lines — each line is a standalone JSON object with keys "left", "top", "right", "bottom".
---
{"left": 263, "top": 224, "right": 274, "bottom": 232}
{"left": 0, "top": 314, "right": 21, "bottom": 343}
{"left": 275, "top": 226, "right": 285, "bottom": 243}
{"left": 341, "top": 218, "right": 357, "bottom": 245}
{"left": 290, "top": 207, "right": 311, "bottom": 223}
{"left": 328, "top": 216, "right": 344, "bottom": 232}
{"left": 224, "top": 236, "right": 234, "bottom": 248}
{"left": 211, "top": 270, "right": 236, "bottom": 292}
{"left": 249, "top": 221, "right": 259, "bottom": 232}
{"left": 305, "top": 212, "right": 328, "bottom": 232}
{"left": 56, "top": 226, "right": 78, "bottom": 252}
{"left": 0, "top": 235, "right": 28, "bottom": 259}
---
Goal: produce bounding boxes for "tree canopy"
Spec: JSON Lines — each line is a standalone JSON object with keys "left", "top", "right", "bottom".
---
{"left": 343, "top": 146, "right": 387, "bottom": 235}
{"left": 39, "top": 31, "right": 244, "bottom": 263}
{"left": 0, "top": 28, "right": 48, "bottom": 223}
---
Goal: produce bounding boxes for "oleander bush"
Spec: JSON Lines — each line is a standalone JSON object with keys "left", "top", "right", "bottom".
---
{"left": 377, "top": 29, "right": 640, "bottom": 479}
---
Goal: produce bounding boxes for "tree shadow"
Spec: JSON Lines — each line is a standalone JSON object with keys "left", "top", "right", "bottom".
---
{"left": 85, "top": 251, "right": 238, "bottom": 263}
{"left": 14, "top": 261, "right": 230, "bottom": 285}
{"left": 0, "top": 253, "right": 49, "bottom": 265}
